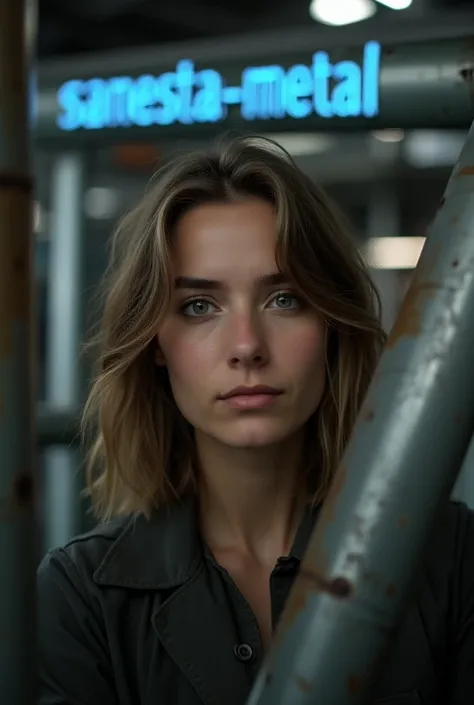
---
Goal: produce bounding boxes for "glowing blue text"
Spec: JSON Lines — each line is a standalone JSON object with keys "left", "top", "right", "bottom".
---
{"left": 56, "top": 41, "right": 381, "bottom": 131}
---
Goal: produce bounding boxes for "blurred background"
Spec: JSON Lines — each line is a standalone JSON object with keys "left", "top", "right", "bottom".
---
{"left": 33, "top": 0, "right": 474, "bottom": 553}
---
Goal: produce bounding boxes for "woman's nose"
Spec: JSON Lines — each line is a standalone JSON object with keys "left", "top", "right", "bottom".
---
{"left": 226, "top": 312, "right": 270, "bottom": 369}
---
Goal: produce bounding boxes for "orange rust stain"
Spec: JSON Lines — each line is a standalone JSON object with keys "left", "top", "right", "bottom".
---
{"left": 295, "top": 676, "right": 313, "bottom": 693}
{"left": 275, "top": 466, "right": 349, "bottom": 644}
{"left": 454, "top": 413, "right": 462, "bottom": 424}
{"left": 274, "top": 570, "right": 317, "bottom": 646}
{"left": 459, "top": 165, "right": 474, "bottom": 175}
{"left": 386, "top": 281, "right": 438, "bottom": 349}
{"left": 397, "top": 516, "right": 408, "bottom": 528}
{"left": 385, "top": 583, "right": 396, "bottom": 597}
{"left": 347, "top": 673, "right": 364, "bottom": 695}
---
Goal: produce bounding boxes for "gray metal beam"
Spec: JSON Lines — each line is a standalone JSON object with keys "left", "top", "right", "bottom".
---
{"left": 42, "top": 152, "right": 86, "bottom": 551}
{"left": 0, "top": 1, "right": 36, "bottom": 703}
{"left": 34, "top": 33, "right": 474, "bottom": 143}
{"left": 247, "top": 118, "right": 474, "bottom": 705}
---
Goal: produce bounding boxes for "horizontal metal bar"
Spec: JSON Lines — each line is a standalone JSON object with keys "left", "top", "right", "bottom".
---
{"left": 36, "top": 403, "right": 82, "bottom": 446}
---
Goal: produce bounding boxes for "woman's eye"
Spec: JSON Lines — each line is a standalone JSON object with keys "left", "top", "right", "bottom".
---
{"left": 270, "top": 292, "right": 300, "bottom": 310}
{"left": 181, "top": 299, "right": 216, "bottom": 317}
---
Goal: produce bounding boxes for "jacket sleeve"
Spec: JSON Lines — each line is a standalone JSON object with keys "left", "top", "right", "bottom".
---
{"left": 448, "top": 502, "right": 474, "bottom": 704}
{"left": 37, "top": 547, "right": 118, "bottom": 705}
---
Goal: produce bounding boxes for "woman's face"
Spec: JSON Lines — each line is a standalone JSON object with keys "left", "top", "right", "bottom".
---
{"left": 157, "top": 198, "right": 327, "bottom": 449}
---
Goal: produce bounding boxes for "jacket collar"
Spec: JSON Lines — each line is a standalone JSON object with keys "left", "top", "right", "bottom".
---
{"left": 93, "top": 497, "right": 202, "bottom": 589}
{"left": 93, "top": 496, "right": 319, "bottom": 590}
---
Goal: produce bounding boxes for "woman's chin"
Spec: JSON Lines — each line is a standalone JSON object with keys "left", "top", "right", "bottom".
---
{"left": 211, "top": 418, "right": 296, "bottom": 449}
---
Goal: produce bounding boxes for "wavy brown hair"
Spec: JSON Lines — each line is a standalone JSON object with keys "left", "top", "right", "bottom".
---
{"left": 81, "top": 134, "right": 386, "bottom": 520}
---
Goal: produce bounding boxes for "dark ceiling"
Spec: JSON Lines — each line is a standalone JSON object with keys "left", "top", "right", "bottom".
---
{"left": 38, "top": 0, "right": 473, "bottom": 60}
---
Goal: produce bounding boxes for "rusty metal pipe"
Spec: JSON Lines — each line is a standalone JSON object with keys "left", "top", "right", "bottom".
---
{"left": 247, "top": 121, "right": 474, "bottom": 705}
{"left": 0, "top": 1, "right": 36, "bottom": 703}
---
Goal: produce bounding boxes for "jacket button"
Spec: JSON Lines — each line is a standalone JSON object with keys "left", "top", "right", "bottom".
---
{"left": 234, "top": 643, "right": 253, "bottom": 662}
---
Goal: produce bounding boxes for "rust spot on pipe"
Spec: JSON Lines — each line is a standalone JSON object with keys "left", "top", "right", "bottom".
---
{"left": 275, "top": 565, "right": 352, "bottom": 647}
{"left": 295, "top": 676, "right": 313, "bottom": 693}
{"left": 348, "top": 673, "right": 364, "bottom": 695}
{"left": 385, "top": 583, "right": 396, "bottom": 598}
{"left": 460, "top": 67, "right": 474, "bottom": 83}
{"left": 386, "top": 281, "right": 438, "bottom": 349}
{"left": 459, "top": 165, "right": 474, "bottom": 175}
{"left": 397, "top": 516, "right": 408, "bottom": 528}
{"left": 299, "top": 569, "right": 353, "bottom": 598}
{"left": 454, "top": 413, "right": 462, "bottom": 424}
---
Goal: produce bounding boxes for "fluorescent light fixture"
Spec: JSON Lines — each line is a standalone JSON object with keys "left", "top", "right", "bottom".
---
{"left": 372, "top": 129, "right": 405, "bottom": 143}
{"left": 34, "top": 201, "right": 43, "bottom": 233}
{"left": 375, "top": 0, "right": 412, "bottom": 9}
{"left": 309, "top": 0, "right": 376, "bottom": 26}
{"left": 84, "top": 187, "right": 119, "bottom": 220}
{"left": 404, "top": 130, "right": 466, "bottom": 169}
{"left": 365, "top": 236, "right": 425, "bottom": 270}
{"left": 265, "top": 132, "right": 335, "bottom": 156}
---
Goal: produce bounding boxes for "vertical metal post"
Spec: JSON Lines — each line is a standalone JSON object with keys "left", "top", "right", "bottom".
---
{"left": 0, "top": 1, "right": 36, "bottom": 703}
{"left": 247, "top": 119, "right": 474, "bottom": 705}
{"left": 42, "top": 153, "right": 85, "bottom": 551}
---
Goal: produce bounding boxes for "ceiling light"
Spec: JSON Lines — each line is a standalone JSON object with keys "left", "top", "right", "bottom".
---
{"left": 84, "top": 187, "right": 119, "bottom": 220}
{"left": 309, "top": 0, "right": 376, "bottom": 26}
{"left": 375, "top": 0, "right": 412, "bottom": 9}
{"left": 372, "top": 129, "right": 405, "bottom": 143}
{"left": 365, "top": 236, "right": 425, "bottom": 270}
{"left": 264, "top": 132, "right": 335, "bottom": 156}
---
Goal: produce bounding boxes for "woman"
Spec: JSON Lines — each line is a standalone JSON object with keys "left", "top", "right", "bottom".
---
{"left": 38, "top": 135, "right": 474, "bottom": 705}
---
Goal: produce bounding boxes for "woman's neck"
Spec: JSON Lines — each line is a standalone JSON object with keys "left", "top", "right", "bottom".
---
{"left": 195, "top": 430, "right": 307, "bottom": 565}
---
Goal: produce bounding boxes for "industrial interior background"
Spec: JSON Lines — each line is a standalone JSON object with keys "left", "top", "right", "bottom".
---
{"left": 30, "top": 0, "right": 474, "bottom": 552}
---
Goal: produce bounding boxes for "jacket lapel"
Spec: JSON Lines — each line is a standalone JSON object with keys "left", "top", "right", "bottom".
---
{"left": 94, "top": 498, "right": 250, "bottom": 705}
{"left": 153, "top": 561, "right": 250, "bottom": 705}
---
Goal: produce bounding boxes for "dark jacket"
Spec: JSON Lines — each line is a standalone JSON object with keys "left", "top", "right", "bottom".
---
{"left": 38, "top": 498, "right": 474, "bottom": 705}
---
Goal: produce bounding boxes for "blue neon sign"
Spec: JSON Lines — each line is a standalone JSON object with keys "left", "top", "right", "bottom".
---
{"left": 56, "top": 41, "right": 381, "bottom": 131}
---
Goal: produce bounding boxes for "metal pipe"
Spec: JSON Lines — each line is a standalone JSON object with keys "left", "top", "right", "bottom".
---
{"left": 0, "top": 1, "right": 36, "bottom": 703}
{"left": 247, "top": 119, "right": 474, "bottom": 705}
{"left": 42, "top": 153, "right": 85, "bottom": 551}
